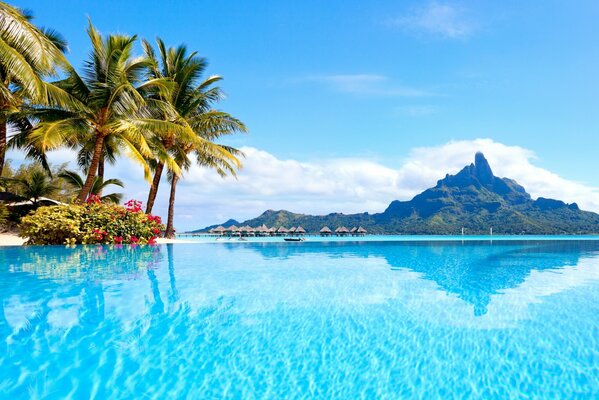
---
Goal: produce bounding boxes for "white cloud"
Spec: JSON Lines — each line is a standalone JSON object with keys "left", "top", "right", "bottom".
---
{"left": 7, "top": 138, "right": 599, "bottom": 231}
{"left": 388, "top": 2, "right": 475, "bottom": 39}
{"left": 305, "top": 74, "right": 434, "bottom": 97}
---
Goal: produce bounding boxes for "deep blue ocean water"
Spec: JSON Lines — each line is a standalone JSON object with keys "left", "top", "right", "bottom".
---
{"left": 1, "top": 239, "right": 598, "bottom": 399}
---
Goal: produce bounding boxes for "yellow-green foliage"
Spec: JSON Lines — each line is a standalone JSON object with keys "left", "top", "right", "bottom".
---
{"left": 0, "top": 204, "right": 9, "bottom": 227}
{"left": 20, "top": 201, "right": 164, "bottom": 245}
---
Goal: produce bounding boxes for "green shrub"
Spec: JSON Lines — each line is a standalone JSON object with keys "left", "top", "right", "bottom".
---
{"left": 0, "top": 204, "right": 9, "bottom": 229}
{"left": 20, "top": 199, "right": 164, "bottom": 245}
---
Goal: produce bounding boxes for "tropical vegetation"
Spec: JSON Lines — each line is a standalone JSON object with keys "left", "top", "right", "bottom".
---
{"left": 20, "top": 199, "right": 164, "bottom": 245}
{"left": 0, "top": 1, "right": 245, "bottom": 241}
{"left": 58, "top": 169, "right": 124, "bottom": 204}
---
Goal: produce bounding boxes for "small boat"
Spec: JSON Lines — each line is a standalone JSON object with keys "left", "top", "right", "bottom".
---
{"left": 284, "top": 237, "right": 305, "bottom": 242}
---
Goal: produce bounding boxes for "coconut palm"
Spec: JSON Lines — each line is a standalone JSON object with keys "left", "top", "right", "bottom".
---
{"left": 0, "top": 2, "right": 73, "bottom": 175}
{"left": 25, "top": 22, "right": 196, "bottom": 203}
{"left": 165, "top": 141, "right": 243, "bottom": 237}
{"left": 58, "top": 169, "right": 124, "bottom": 203}
{"left": 142, "top": 38, "right": 246, "bottom": 220}
{"left": 16, "top": 170, "right": 58, "bottom": 205}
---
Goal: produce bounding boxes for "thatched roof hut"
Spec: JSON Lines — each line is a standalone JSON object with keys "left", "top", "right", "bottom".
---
{"left": 336, "top": 226, "right": 350, "bottom": 236}
{"left": 350, "top": 227, "right": 358, "bottom": 233}
{"left": 288, "top": 227, "right": 296, "bottom": 233}
{"left": 320, "top": 226, "right": 332, "bottom": 236}
{"left": 277, "top": 226, "right": 288, "bottom": 234}
{"left": 295, "top": 226, "right": 306, "bottom": 235}
{"left": 357, "top": 226, "right": 367, "bottom": 235}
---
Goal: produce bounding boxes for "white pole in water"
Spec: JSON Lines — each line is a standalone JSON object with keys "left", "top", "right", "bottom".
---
{"left": 461, "top": 227, "right": 464, "bottom": 236}
{"left": 490, "top": 227, "right": 493, "bottom": 235}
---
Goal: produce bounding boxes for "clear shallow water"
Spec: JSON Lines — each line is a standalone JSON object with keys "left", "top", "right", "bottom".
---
{"left": 1, "top": 240, "right": 598, "bottom": 399}
{"left": 178, "top": 234, "right": 599, "bottom": 243}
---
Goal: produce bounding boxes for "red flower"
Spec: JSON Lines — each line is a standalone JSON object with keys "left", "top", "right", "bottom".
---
{"left": 152, "top": 227, "right": 161, "bottom": 235}
{"left": 124, "top": 199, "right": 143, "bottom": 213}
{"left": 86, "top": 194, "right": 101, "bottom": 204}
{"left": 148, "top": 236, "right": 158, "bottom": 245}
{"left": 129, "top": 236, "right": 139, "bottom": 244}
{"left": 114, "top": 236, "right": 123, "bottom": 244}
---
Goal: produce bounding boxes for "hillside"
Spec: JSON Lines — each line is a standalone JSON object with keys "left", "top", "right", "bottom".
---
{"left": 194, "top": 153, "right": 599, "bottom": 234}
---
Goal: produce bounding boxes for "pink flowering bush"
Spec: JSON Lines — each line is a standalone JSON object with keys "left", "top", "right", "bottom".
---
{"left": 20, "top": 199, "right": 164, "bottom": 245}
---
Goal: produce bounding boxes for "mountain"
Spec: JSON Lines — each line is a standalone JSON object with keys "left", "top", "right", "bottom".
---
{"left": 201, "top": 219, "right": 240, "bottom": 232}
{"left": 193, "top": 153, "right": 599, "bottom": 234}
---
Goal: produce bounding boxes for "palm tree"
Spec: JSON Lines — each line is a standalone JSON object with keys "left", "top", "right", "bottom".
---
{"left": 58, "top": 169, "right": 124, "bottom": 203}
{"left": 0, "top": 2, "right": 72, "bottom": 175}
{"left": 26, "top": 22, "right": 195, "bottom": 203}
{"left": 142, "top": 38, "right": 246, "bottom": 221}
{"left": 16, "top": 170, "right": 58, "bottom": 206}
{"left": 165, "top": 141, "right": 243, "bottom": 237}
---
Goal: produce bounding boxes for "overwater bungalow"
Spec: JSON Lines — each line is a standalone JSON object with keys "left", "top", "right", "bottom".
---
{"left": 335, "top": 226, "right": 350, "bottom": 236}
{"left": 288, "top": 227, "right": 297, "bottom": 235}
{"left": 295, "top": 226, "right": 306, "bottom": 236}
{"left": 277, "top": 226, "right": 289, "bottom": 236}
{"left": 350, "top": 227, "right": 358, "bottom": 236}
{"left": 269, "top": 227, "right": 277, "bottom": 236}
{"left": 255, "top": 224, "right": 269, "bottom": 236}
{"left": 357, "top": 226, "right": 367, "bottom": 236}
{"left": 209, "top": 226, "right": 226, "bottom": 236}
{"left": 320, "top": 226, "right": 332, "bottom": 236}
{"left": 240, "top": 225, "right": 255, "bottom": 237}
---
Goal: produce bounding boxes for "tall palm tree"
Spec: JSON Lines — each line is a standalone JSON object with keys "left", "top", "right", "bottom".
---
{"left": 142, "top": 38, "right": 246, "bottom": 220}
{"left": 58, "top": 169, "right": 124, "bottom": 203}
{"left": 26, "top": 23, "right": 196, "bottom": 203}
{"left": 165, "top": 141, "right": 243, "bottom": 237}
{"left": 0, "top": 2, "right": 72, "bottom": 175}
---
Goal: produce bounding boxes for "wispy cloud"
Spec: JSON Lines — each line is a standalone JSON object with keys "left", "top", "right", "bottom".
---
{"left": 305, "top": 74, "right": 434, "bottom": 97}
{"left": 387, "top": 2, "right": 475, "bottom": 39}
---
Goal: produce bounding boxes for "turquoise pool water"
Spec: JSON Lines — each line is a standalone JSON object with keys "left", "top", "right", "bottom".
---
{"left": 1, "top": 240, "right": 598, "bottom": 398}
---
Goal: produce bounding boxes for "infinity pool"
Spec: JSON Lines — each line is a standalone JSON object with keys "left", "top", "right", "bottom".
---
{"left": 1, "top": 240, "right": 598, "bottom": 398}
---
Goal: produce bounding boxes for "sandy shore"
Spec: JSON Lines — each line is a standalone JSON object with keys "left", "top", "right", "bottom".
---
{"left": 0, "top": 232, "right": 26, "bottom": 246}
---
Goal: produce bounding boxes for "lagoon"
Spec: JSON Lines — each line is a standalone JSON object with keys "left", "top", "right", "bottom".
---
{"left": 1, "top": 240, "right": 598, "bottom": 398}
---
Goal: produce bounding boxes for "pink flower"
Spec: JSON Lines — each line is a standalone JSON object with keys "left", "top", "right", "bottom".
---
{"left": 86, "top": 194, "right": 101, "bottom": 204}
{"left": 124, "top": 199, "right": 143, "bottom": 213}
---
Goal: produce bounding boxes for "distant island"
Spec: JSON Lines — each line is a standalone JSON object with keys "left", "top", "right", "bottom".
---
{"left": 195, "top": 152, "right": 599, "bottom": 235}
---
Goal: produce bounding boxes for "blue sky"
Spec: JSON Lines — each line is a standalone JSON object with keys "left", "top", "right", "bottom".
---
{"left": 8, "top": 1, "right": 599, "bottom": 229}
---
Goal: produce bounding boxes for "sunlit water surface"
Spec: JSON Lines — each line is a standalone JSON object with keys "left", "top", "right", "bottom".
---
{"left": 1, "top": 240, "right": 598, "bottom": 399}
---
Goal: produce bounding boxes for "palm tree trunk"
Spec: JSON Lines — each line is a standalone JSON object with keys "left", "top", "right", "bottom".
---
{"left": 145, "top": 162, "right": 164, "bottom": 214}
{"left": 0, "top": 119, "right": 6, "bottom": 176}
{"left": 165, "top": 174, "right": 179, "bottom": 238}
{"left": 97, "top": 153, "right": 105, "bottom": 195}
{"left": 76, "top": 134, "right": 105, "bottom": 203}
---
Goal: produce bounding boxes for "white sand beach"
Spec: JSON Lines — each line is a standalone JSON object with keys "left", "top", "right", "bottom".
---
{"left": 0, "top": 232, "right": 26, "bottom": 246}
